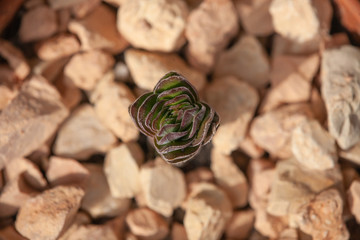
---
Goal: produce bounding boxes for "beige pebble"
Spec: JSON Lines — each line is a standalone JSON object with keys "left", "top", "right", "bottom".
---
{"left": 340, "top": 142, "right": 360, "bottom": 166}
{"left": 15, "top": 186, "right": 84, "bottom": 240}
{"left": 0, "top": 225, "right": 27, "bottom": 240}
{"left": 0, "top": 175, "right": 39, "bottom": 218}
{"left": 0, "top": 76, "right": 69, "bottom": 169}
{"left": 69, "top": 4, "right": 128, "bottom": 53}
{"left": 225, "top": 209, "right": 255, "bottom": 240}
{"left": 19, "top": 5, "right": 58, "bottom": 42}
{"left": 254, "top": 209, "right": 288, "bottom": 239}
{"left": 272, "top": 34, "right": 321, "bottom": 56}
{"left": 104, "top": 142, "right": 144, "bottom": 198}
{"left": 214, "top": 35, "right": 270, "bottom": 89}
{"left": 172, "top": 223, "right": 188, "bottom": 240}
{"left": 184, "top": 183, "right": 232, "bottom": 240}
{"left": 185, "top": 0, "right": 238, "bottom": 72}
{"left": 48, "top": 0, "right": 87, "bottom": 9}
{"left": 206, "top": 76, "right": 259, "bottom": 155}
{"left": 260, "top": 54, "right": 319, "bottom": 112}
{"left": 211, "top": 149, "right": 248, "bottom": 208}
{"left": 321, "top": 45, "right": 360, "bottom": 150}
{"left": 33, "top": 57, "right": 69, "bottom": 83}
{"left": 118, "top": 0, "right": 188, "bottom": 52}
{"left": 35, "top": 34, "right": 80, "bottom": 61}
{"left": 125, "top": 48, "right": 206, "bottom": 92}
{"left": 46, "top": 156, "right": 89, "bottom": 188}
{"left": 291, "top": 119, "right": 337, "bottom": 170}
{"left": 185, "top": 167, "right": 214, "bottom": 192}
{"left": 54, "top": 74, "right": 82, "bottom": 110}
{"left": 237, "top": 134, "right": 264, "bottom": 159}
{"left": 53, "top": 104, "right": 117, "bottom": 160}
{"left": 297, "top": 189, "right": 349, "bottom": 240}
{"left": 348, "top": 180, "right": 360, "bottom": 223}
{"left": 58, "top": 212, "right": 91, "bottom": 240}
{"left": 81, "top": 164, "right": 131, "bottom": 218}
{"left": 0, "top": 83, "right": 17, "bottom": 111}
{"left": 89, "top": 71, "right": 139, "bottom": 141}
{"left": 64, "top": 50, "right": 114, "bottom": 91}
{"left": 126, "top": 207, "right": 169, "bottom": 240}
{"left": 71, "top": 0, "right": 101, "bottom": 19}
{"left": 5, "top": 157, "right": 47, "bottom": 190}
{"left": 250, "top": 103, "right": 314, "bottom": 159}
{"left": 270, "top": 0, "right": 319, "bottom": 43}
{"left": 278, "top": 228, "right": 298, "bottom": 240}
{"left": 140, "top": 160, "right": 186, "bottom": 217}
{"left": 235, "top": 0, "right": 274, "bottom": 36}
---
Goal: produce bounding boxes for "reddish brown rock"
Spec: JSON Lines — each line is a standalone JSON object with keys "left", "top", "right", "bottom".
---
{"left": 185, "top": 0, "right": 238, "bottom": 72}
{"left": 69, "top": 4, "right": 128, "bottom": 53}
{"left": 58, "top": 212, "right": 91, "bottom": 240}
{"left": 126, "top": 207, "right": 169, "bottom": 240}
{"left": 19, "top": 5, "right": 58, "bottom": 42}
{"left": 172, "top": 223, "right": 188, "bottom": 240}
{"left": 48, "top": 0, "right": 87, "bottom": 9}
{"left": 35, "top": 34, "right": 80, "bottom": 61}
{"left": 0, "top": 0, "right": 23, "bottom": 34}
{"left": 348, "top": 180, "right": 360, "bottom": 223}
{"left": 71, "top": 0, "right": 101, "bottom": 19}
{"left": 54, "top": 74, "right": 82, "bottom": 110}
{"left": 225, "top": 209, "right": 255, "bottom": 240}
{"left": 33, "top": 57, "right": 69, "bottom": 83}
{"left": 0, "top": 225, "right": 27, "bottom": 240}
{"left": 15, "top": 186, "right": 84, "bottom": 240}
{"left": 53, "top": 104, "right": 117, "bottom": 160}
{"left": 0, "top": 76, "right": 69, "bottom": 169}
{"left": 334, "top": 0, "right": 360, "bottom": 36}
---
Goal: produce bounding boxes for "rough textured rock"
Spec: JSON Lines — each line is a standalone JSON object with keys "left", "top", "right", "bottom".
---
{"left": 235, "top": 0, "right": 273, "bottom": 36}
{"left": 0, "top": 76, "right": 69, "bottom": 169}
{"left": 297, "top": 189, "right": 349, "bottom": 240}
{"left": 35, "top": 34, "right": 80, "bottom": 61}
{"left": 348, "top": 180, "right": 360, "bottom": 223}
{"left": 89, "top": 71, "right": 139, "bottom": 142}
{"left": 206, "top": 76, "right": 259, "bottom": 154}
{"left": 269, "top": 0, "right": 319, "bottom": 43}
{"left": 82, "top": 164, "right": 131, "bottom": 218}
{"left": 53, "top": 104, "right": 117, "bottom": 160}
{"left": 225, "top": 209, "right": 255, "bottom": 240}
{"left": 15, "top": 186, "right": 84, "bottom": 240}
{"left": 125, "top": 49, "right": 206, "bottom": 91}
{"left": 139, "top": 160, "right": 186, "bottom": 217}
{"left": 46, "top": 156, "right": 90, "bottom": 187}
{"left": 321, "top": 45, "right": 360, "bottom": 150}
{"left": 104, "top": 143, "right": 144, "bottom": 198}
{"left": 0, "top": 39, "right": 30, "bottom": 81}
{"left": 211, "top": 149, "right": 248, "bottom": 208}
{"left": 69, "top": 4, "right": 128, "bottom": 53}
{"left": 118, "top": 0, "right": 188, "bottom": 52}
{"left": 4, "top": 157, "right": 47, "bottom": 190}
{"left": 250, "top": 103, "right": 314, "bottom": 158}
{"left": 185, "top": 0, "right": 238, "bottom": 72}
{"left": 64, "top": 50, "right": 114, "bottom": 91}
{"left": 184, "top": 183, "right": 232, "bottom": 240}
{"left": 126, "top": 207, "right": 169, "bottom": 240}
{"left": 213, "top": 35, "right": 270, "bottom": 89}
{"left": 260, "top": 54, "right": 319, "bottom": 112}
{"left": 291, "top": 119, "right": 337, "bottom": 170}
{"left": 19, "top": 5, "right": 58, "bottom": 42}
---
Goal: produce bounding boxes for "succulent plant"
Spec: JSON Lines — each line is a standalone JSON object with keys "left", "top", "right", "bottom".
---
{"left": 129, "top": 72, "right": 220, "bottom": 166}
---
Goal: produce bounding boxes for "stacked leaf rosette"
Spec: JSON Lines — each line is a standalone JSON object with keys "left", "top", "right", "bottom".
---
{"left": 129, "top": 72, "right": 220, "bottom": 166}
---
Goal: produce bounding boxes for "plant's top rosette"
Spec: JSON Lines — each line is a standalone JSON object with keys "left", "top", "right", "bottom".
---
{"left": 129, "top": 71, "right": 220, "bottom": 166}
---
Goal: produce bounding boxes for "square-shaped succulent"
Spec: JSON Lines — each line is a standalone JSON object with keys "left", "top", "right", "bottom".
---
{"left": 129, "top": 72, "right": 220, "bottom": 166}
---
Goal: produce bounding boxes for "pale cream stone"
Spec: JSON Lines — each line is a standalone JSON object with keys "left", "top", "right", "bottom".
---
{"left": 278, "top": 228, "right": 298, "bottom": 240}
{"left": 69, "top": 4, "right": 128, "bottom": 53}
{"left": 125, "top": 49, "right": 206, "bottom": 92}
{"left": 53, "top": 104, "right": 117, "bottom": 160}
{"left": 348, "top": 180, "right": 360, "bottom": 223}
{"left": 254, "top": 209, "right": 288, "bottom": 239}
{"left": 206, "top": 76, "right": 259, "bottom": 155}
{"left": 225, "top": 209, "right": 255, "bottom": 240}
{"left": 214, "top": 35, "right": 270, "bottom": 89}
{"left": 104, "top": 143, "right": 144, "bottom": 198}
{"left": 211, "top": 149, "right": 248, "bottom": 207}
{"left": 118, "top": 0, "right": 188, "bottom": 52}
{"left": 89, "top": 71, "right": 139, "bottom": 142}
{"left": 36, "top": 34, "right": 80, "bottom": 61}
{"left": 140, "top": 160, "right": 186, "bottom": 217}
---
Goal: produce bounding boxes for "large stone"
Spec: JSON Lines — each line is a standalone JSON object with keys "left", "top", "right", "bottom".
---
{"left": 118, "top": 0, "right": 188, "bottom": 52}
{"left": 89, "top": 71, "right": 139, "bottom": 142}
{"left": 69, "top": 4, "right": 128, "bottom": 53}
{"left": 64, "top": 50, "right": 114, "bottom": 91}
{"left": 348, "top": 180, "right": 360, "bottom": 223}
{"left": 321, "top": 45, "right": 360, "bottom": 150}
{"left": 0, "top": 76, "right": 69, "bottom": 169}
{"left": 206, "top": 76, "right": 259, "bottom": 154}
{"left": 53, "top": 104, "right": 117, "bottom": 160}
{"left": 213, "top": 35, "right": 270, "bottom": 89}
{"left": 185, "top": 0, "right": 238, "bottom": 72}
{"left": 19, "top": 5, "right": 58, "bottom": 42}
{"left": 139, "top": 160, "right": 186, "bottom": 217}
{"left": 184, "top": 183, "right": 232, "bottom": 240}
{"left": 104, "top": 143, "right": 144, "bottom": 198}
{"left": 125, "top": 49, "right": 206, "bottom": 92}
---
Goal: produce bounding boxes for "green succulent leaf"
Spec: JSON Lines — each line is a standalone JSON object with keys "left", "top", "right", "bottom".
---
{"left": 129, "top": 71, "right": 220, "bottom": 166}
